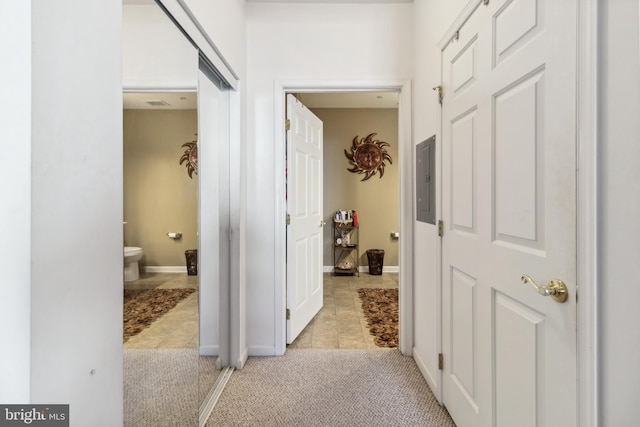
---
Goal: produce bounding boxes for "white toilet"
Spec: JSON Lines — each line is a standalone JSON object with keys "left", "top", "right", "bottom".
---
{"left": 124, "top": 246, "right": 144, "bottom": 282}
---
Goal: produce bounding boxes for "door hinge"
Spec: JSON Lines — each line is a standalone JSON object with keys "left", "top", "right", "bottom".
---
{"left": 433, "top": 85, "right": 444, "bottom": 105}
{"left": 286, "top": 213, "right": 291, "bottom": 225}
{"left": 285, "top": 119, "right": 291, "bottom": 131}
{"left": 286, "top": 308, "right": 290, "bottom": 320}
{"left": 438, "top": 353, "right": 444, "bottom": 370}
{"left": 438, "top": 220, "right": 444, "bottom": 237}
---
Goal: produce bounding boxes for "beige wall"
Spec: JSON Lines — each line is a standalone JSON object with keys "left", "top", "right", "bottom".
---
{"left": 123, "top": 109, "right": 198, "bottom": 267}
{"left": 312, "top": 108, "right": 399, "bottom": 268}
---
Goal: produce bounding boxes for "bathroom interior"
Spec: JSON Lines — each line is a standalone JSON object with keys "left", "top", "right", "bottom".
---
{"left": 285, "top": 92, "right": 401, "bottom": 350}
{"left": 122, "top": 90, "right": 199, "bottom": 350}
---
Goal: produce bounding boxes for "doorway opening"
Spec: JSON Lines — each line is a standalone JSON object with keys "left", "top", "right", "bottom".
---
{"left": 122, "top": 90, "right": 199, "bottom": 353}
{"left": 277, "top": 84, "right": 413, "bottom": 356}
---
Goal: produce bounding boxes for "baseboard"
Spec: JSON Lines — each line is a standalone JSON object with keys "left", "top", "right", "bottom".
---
{"left": 323, "top": 266, "right": 400, "bottom": 273}
{"left": 248, "top": 345, "right": 276, "bottom": 356}
{"left": 413, "top": 346, "right": 440, "bottom": 402}
{"left": 143, "top": 266, "right": 188, "bottom": 273}
{"left": 236, "top": 348, "right": 248, "bottom": 369}
{"left": 199, "top": 345, "right": 219, "bottom": 357}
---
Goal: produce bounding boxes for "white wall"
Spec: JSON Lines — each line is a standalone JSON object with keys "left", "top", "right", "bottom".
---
{"left": 182, "top": 0, "right": 246, "bottom": 78}
{"left": 0, "top": 0, "right": 31, "bottom": 403}
{"left": 123, "top": 4, "right": 198, "bottom": 89}
{"left": 411, "top": 0, "right": 468, "bottom": 399}
{"left": 29, "top": 1, "right": 123, "bottom": 425}
{"left": 245, "top": 2, "right": 413, "bottom": 355}
{"left": 598, "top": 0, "right": 640, "bottom": 424}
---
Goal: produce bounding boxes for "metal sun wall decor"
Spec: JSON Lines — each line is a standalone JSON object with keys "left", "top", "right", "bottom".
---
{"left": 344, "top": 133, "right": 393, "bottom": 181}
{"left": 179, "top": 136, "right": 198, "bottom": 178}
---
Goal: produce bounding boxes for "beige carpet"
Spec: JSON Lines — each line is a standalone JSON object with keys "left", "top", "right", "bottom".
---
{"left": 124, "top": 349, "right": 219, "bottom": 427}
{"left": 206, "top": 349, "right": 455, "bottom": 427}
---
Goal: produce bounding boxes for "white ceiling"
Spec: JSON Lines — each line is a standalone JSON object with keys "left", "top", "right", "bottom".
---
{"left": 123, "top": 92, "right": 197, "bottom": 109}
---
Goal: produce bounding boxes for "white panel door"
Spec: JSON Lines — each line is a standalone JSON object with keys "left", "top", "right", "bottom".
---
{"left": 441, "top": 1, "right": 577, "bottom": 426}
{"left": 286, "top": 94, "right": 324, "bottom": 344}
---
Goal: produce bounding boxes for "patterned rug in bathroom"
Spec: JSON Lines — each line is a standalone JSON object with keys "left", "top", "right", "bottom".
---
{"left": 357, "top": 288, "right": 398, "bottom": 348}
{"left": 123, "top": 288, "right": 196, "bottom": 342}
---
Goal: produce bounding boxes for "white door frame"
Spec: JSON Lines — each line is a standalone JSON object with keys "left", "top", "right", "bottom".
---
{"left": 436, "top": 1, "right": 599, "bottom": 426}
{"left": 273, "top": 79, "right": 413, "bottom": 356}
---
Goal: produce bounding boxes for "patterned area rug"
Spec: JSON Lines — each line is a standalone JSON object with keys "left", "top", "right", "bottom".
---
{"left": 123, "top": 288, "right": 196, "bottom": 342}
{"left": 357, "top": 288, "right": 398, "bottom": 348}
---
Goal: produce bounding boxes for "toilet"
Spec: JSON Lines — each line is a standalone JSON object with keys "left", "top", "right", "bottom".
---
{"left": 124, "top": 246, "right": 144, "bottom": 282}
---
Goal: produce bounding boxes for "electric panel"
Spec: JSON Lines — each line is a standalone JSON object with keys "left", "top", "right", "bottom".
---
{"left": 416, "top": 135, "right": 436, "bottom": 224}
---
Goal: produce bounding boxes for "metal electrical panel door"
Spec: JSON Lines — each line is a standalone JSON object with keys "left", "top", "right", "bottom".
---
{"left": 416, "top": 135, "right": 436, "bottom": 224}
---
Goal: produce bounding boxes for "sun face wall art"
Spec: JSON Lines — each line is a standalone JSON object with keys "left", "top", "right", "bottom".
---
{"left": 344, "top": 133, "right": 393, "bottom": 181}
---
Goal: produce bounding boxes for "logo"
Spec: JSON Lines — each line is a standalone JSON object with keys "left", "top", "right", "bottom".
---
{"left": 0, "top": 405, "right": 68, "bottom": 427}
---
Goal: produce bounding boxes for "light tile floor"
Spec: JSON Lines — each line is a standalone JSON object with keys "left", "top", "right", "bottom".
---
{"left": 124, "top": 272, "right": 198, "bottom": 349}
{"left": 123, "top": 272, "right": 399, "bottom": 350}
{"left": 288, "top": 272, "right": 399, "bottom": 349}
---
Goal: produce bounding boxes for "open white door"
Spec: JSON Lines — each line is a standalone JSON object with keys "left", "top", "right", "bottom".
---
{"left": 286, "top": 94, "right": 324, "bottom": 344}
{"left": 441, "top": 1, "right": 577, "bottom": 426}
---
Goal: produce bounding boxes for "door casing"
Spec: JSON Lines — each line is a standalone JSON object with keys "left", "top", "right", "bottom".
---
{"left": 273, "top": 80, "right": 413, "bottom": 356}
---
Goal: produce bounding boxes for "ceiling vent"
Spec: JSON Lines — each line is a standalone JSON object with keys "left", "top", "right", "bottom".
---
{"left": 145, "top": 100, "right": 171, "bottom": 107}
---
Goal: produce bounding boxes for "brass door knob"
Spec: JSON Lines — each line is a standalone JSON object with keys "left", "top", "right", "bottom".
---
{"left": 521, "top": 275, "right": 568, "bottom": 303}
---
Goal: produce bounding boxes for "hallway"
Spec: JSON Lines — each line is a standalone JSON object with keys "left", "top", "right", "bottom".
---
{"left": 206, "top": 349, "right": 456, "bottom": 426}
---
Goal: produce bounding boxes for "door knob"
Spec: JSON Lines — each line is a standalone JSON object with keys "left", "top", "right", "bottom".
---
{"left": 521, "top": 275, "right": 568, "bottom": 303}
{"left": 320, "top": 220, "right": 326, "bottom": 227}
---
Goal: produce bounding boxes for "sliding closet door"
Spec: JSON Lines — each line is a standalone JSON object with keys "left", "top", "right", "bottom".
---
{"left": 198, "top": 57, "right": 230, "bottom": 367}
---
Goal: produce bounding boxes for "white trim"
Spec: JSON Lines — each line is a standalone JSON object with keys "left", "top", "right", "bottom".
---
{"left": 122, "top": 86, "right": 197, "bottom": 93}
{"left": 248, "top": 345, "right": 276, "bottom": 356}
{"left": 322, "top": 266, "right": 400, "bottom": 273}
{"left": 434, "top": 43, "right": 445, "bottom": 404}
{"left": 199, "top": 344, "right": 219, "bottom": 356}
{"left": 199, "top": 366, "right": 234, "bottom": 427}
{"left": 576, "top": 0, "right": 599, "bottom": 425}
{"left": 274, "top": 79, "right": 414, "bottom": 357}
{"left": 228, "top": 87, "right": 245, "bottom": 370}
{"left": 236, "top": 347, "right": 248, "bottom": 370}
{"left": 367, "top": 266, "right": 400, "bottom": 274}
{"left": 143, "top": 266, "right": 188, "bottom": 273}
{"left": 437, "top": 0, "right": 483, "bottom": 50}
{"left": 156, "top": 0, "right": 239, "bottom": 90}
{"left": 397, "top": 80, "right": 414, "bottom": 357}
